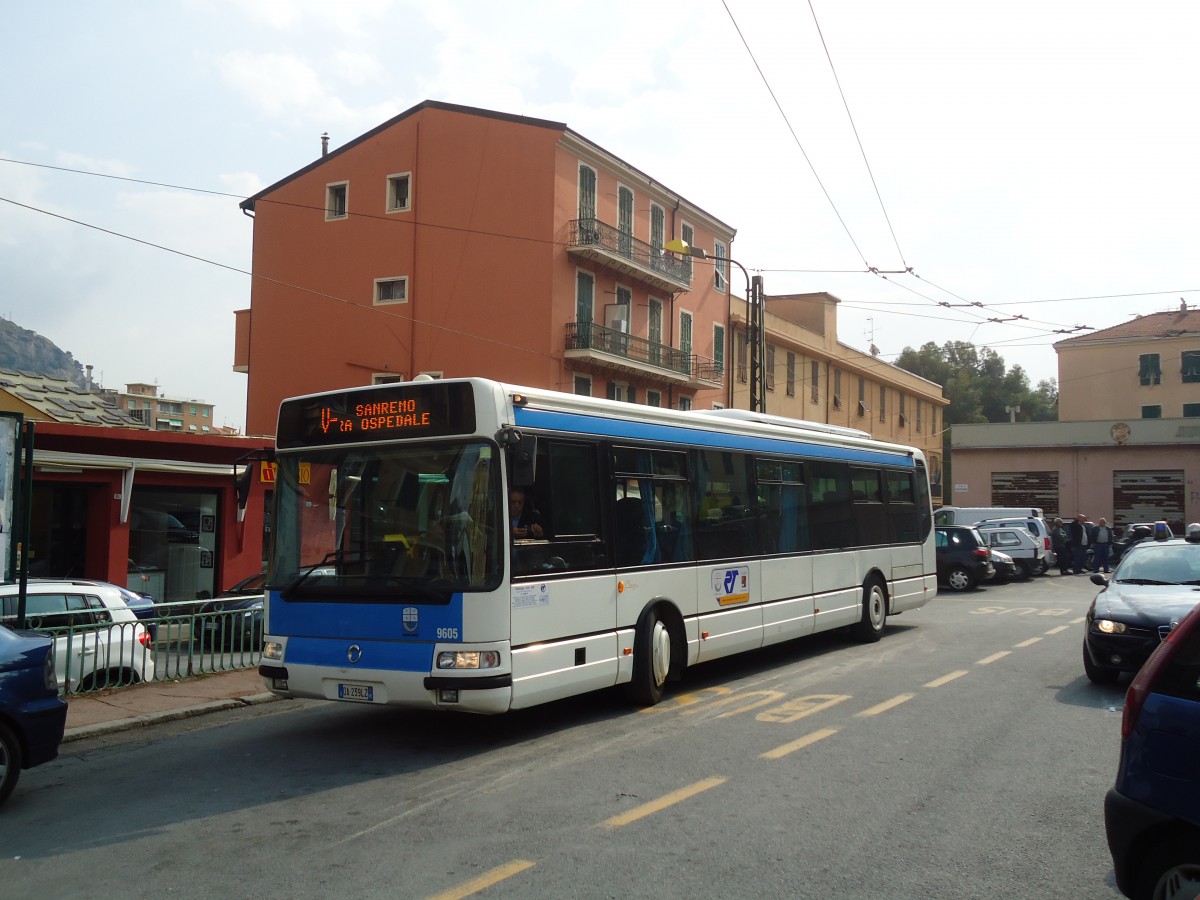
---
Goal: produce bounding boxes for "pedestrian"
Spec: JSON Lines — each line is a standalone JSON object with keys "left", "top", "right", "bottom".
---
{"left": 1051, "top": 517, "right": 1071, "bottom": 575}
{"left": 1068, "top": 513, "right": 1091, "bottom": 574}
{"left": 1092, "top": 517, "right": 1113, "bottom": 573}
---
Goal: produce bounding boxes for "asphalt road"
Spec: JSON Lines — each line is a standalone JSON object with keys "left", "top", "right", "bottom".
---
{"left": 0, "top": 572, "right": 1125, "bottom": 899}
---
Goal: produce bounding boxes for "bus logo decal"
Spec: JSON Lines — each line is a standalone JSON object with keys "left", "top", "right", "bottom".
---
{"left": 712, "top": 567, "right": 750, "bottom": 606}
{"left": 347, "top": 644, "right": 363, "bottom": 664}
{"left": 402, "top": 607, "right": 419, "bottom": 633}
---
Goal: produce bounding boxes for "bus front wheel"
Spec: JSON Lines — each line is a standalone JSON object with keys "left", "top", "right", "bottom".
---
{"left": 626, "top": 609, "right": 672, "bottom": 707}
{"left": 851, "top": 577, "right": 888, "bottom": 643}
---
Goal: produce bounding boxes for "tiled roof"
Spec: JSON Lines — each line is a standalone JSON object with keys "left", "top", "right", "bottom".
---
{"left": 1056, "top": 307, "right": 1200, "bottom": 345}
{"left": 0, "top": 368, "right": 148, "bottom": 428}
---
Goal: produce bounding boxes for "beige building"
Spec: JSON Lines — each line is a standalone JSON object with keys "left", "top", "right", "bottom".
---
{"left": 117, "top": 383, "right": 217, "bottom": 435}
{"left": 947, "top": 305, "right": 1200, "bottom": 530}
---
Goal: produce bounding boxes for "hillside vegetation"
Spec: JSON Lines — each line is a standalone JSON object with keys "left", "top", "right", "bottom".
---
{"left": 0, "top": 319, "right": 86, "bottom": 385}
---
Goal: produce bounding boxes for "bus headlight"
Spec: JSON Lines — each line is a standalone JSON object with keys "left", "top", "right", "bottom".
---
{"left": 436, "top": 650, "right": 501, "bottom": 670}
{"left": 1095, "top": 619, "right": 1127, "bottom": 634}
{"left": 263, "top": 641, "right": 284, "bottom": 660}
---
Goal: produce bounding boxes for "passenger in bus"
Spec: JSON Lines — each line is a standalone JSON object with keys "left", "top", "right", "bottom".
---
{"left": 509, "top": 488, "right": 544, "bottom": 539}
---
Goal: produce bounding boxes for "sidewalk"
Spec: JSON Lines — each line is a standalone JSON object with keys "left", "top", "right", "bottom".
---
{"left": 64, "top": 667, "right": 278, "bottom": 742}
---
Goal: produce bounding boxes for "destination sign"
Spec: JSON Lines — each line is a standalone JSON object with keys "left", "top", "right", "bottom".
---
{"left": 277, "top": 382, "right": 477, "bottom": 448}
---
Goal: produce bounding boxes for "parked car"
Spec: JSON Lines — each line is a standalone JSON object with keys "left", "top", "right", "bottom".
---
{"left": 980, "top": 526, "right": 1045, "bottom": 579}
{"left": 220, "top": 570, "right": 267, "bottom": 597}
{"left": 0, "top": 581, "right": 156, "bottom": 692}
{"left": 0, "top": 624, "right": 68, "bottom": 806}
{"left": 1082, "top": 525, "right": 1200, "bottom": 685}
{"left": 935, "top": 525, "right": 994, "bottom": 592}
{"left": 975, "top": 516, "right": 1054, "bottom": 574}
{"left": 192, "top": 594, "right": 264, "bottom": 651}
{"left": 987, "top": 549, "right": 1018, "bottom": 583}
{"left": 1111, "top": 521, "right": 1175, "bottom": 565}
{"left": 31, "top": 580, "right": 159, "bottom": 643}
{"left": 1104, "top": 596, "right": 1200, "bottom": 899}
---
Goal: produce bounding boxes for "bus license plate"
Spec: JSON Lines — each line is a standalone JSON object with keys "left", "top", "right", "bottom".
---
{"left": 338, "top": 683, "right": 374, "bottom": 702}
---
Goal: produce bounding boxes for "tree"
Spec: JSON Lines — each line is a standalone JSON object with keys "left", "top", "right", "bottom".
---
{"left": 894, "top": 341, "right": 1058, "bottom": 425}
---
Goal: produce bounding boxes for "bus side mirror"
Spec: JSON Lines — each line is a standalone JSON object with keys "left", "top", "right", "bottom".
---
{"left": 510, "top": 434, "right": 537, "bottom": 487}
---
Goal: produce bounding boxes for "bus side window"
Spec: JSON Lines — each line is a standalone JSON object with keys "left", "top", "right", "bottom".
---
{"left": 512, "top": 440, "right": 607, "bottom": 576}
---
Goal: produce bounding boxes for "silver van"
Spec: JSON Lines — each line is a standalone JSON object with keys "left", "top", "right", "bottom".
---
{"left": 975, "top": 516, "right": 1054, "bottom": 574}
{"left": 934, "top": 506, "right": 1045, "bottom": 526}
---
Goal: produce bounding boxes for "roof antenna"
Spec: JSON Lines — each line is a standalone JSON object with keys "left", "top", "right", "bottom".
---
{"left": 321, "top": 132, "right": 330, "bottom": 156}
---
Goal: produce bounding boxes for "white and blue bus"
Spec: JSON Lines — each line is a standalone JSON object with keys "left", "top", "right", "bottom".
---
{"left": 258, "top": 377, "right": 936, "bottom": 713}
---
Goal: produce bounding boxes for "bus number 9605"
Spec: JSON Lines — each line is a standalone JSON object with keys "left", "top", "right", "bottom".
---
{"left": 436, "top": 627, "right": 460, "bottom": 640}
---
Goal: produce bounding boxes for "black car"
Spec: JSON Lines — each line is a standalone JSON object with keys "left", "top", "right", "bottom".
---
{"left": 935, "top": 525, "right": 995, "bottom": 592}
{"left": 0, "top": 625, "right": 68, "bottom": 806}
{"left": 1083, "top": 525, "right": 1200, "bottom": 684}
{"left": 1111, "top": 521, "right": 1174, "bottom": 565}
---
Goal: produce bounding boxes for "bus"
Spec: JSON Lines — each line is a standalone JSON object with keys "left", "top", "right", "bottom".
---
{"left": 258, "top": 377, "right": 937, "bottom": 714}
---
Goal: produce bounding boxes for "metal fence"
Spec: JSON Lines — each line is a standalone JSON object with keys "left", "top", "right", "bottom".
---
{"left": 4, "top": 598, "right": 264, "bottom": 696}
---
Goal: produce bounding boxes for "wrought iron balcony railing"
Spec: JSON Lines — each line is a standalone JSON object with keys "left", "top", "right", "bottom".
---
{"left": 565, "top": 322, "right": 722, "bottom": 387}
{"left": 569, "top": 218, "right": 690, "bottom": 286}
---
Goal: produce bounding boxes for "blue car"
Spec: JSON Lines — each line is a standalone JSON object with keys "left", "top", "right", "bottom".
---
{"left": 0, "top": 624, "right": 68, "bottom": 806}
{"left": 1105, "top": 580, "right": 1200, "bottom": 898}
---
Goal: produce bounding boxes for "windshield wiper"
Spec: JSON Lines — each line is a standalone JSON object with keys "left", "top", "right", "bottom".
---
{"left": 1117, "top": 578, "right": 1176, "bottom": 586}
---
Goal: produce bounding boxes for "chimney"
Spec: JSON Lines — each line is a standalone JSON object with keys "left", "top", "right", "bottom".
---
{"left": 321, "top": 132, "right": 330, "bottom": 156}
{"left": 85, "top": 364, "right": 93, "bottom": 389}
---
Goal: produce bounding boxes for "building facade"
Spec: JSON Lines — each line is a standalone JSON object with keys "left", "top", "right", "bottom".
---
{"left": 116, "top": 383, "right": 217, "bottom": 434}
{"left": 947, "top": 306, "right": 1200, "bottom": 530}
{"left": 0, "top": 368, "right": 270, "bottom": 596}
{"left": 236, "top": 100, "right": 736, "bottom": 435}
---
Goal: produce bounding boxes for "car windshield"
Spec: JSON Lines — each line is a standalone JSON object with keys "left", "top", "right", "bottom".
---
{"left": 1115, "top": 545, "right": 1200, "bottom": 585}
{"left": 271, "top": 440, "right": 503, "bottom": 598}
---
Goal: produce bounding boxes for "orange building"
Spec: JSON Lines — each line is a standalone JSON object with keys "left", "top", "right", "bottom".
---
{"left": 235, "top": 100, "right": 737, "bottom": 436}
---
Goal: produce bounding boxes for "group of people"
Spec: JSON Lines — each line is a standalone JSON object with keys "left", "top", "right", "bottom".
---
{"left": 1051, "top": 514, "right": 1113, "bottom": 575}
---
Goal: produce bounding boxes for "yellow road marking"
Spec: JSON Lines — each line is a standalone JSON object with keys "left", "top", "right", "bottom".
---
{"left": 924, "top": 670, "right": 968, "bottom": 688}
{"left": 760, "top": 727, "right": 839, "bottom": 760}
{"left": 599, "top": 776, "right": 728, "bottom": 828}
{"left": 424, "top": 860, "right": 535, "bottom": 900}
{"left": 855, "top": 693, "right": 915, "bottom": 717}
{"left": 1044, "top": 625, "right": 1070, "bottom": 635}
{"left": 977, "top": 651, "right": 1012, "bottom": 665}
{"left": 1014, "top": 637, "right": 1042, "bottom": 648}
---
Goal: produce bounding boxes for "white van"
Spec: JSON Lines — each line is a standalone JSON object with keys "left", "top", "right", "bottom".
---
{"left": 934, "top": 506, "right": 1045, "bottom": 527}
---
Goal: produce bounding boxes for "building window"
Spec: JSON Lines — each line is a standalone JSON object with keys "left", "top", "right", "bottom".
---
{"left": 879, "top": 386, "right": 887, "bottom": 423}
{"left": 786, "top": 352, "right": 796, "bottom": 397}
{"left": 916, "top": 398, "right": 922, "bottom": 431}
{"left": 372, "top": 373, "right": 406, "bottom": 384}
{"left": 578, "top": 165, "right": 597, "bottom": 220}
{"left": 608, "top": 382, "right": 630, "bottom": 402}
{"left": 650, "top": 205, "right": 665, "bottom": 254}
{"left": 573, "top": 374, "right": 592, "bottom": 396}
{"left": 576, "top": 270, "right": 595, "bottom": 329}
{"left": 765, "top": 345, "right": 775, "bottom": 391}
{"left": 647, "top": 390, "right": 662, "bottom": 407}
{"left": 833, "top": 368, "right": 843, "bottom": 409}
{"left": 714, "top": 240, "right": 727, "bottom": 291}
{"left": 713, "top": 324, "right": 725, "bottom": 376}
{"left": 325, "top": 182, "right": 348, "bottom": 219}
{"left": 680, "top": 222, "right": 694, "bottom": 280}
{"left": 617, "top": 185, "right": 634, "bottom": 258}
{"left": 679, "top": 310, "right": 693, "bottom": 371}
{"left": 1139, "top": 353, "right": 1162, "bottom": 386}
{"left": 648, "top": 298, "right": 663, "bottom": 365}
{"left": 1182, "top": 351, "right": 1200, "bottom": 384}
{"left": 1142, "top": 405, "right": 1162, "bottom": 418}
{"left": 810, "top": 360, "right": 819, "bottom": 403}
{"left": 678, "top": 396, "right": 693, "bottom": 411}
{"left": 1184, "top": 403, "right": 1200, "bottom": 417}
{"left": 736, "top": 331, "right": 747, "bottom": 383}
{"left": 374, "top": 277, "right": 408, "bottom": 305}
{"left": 899, "top": 392, "right": 907, "bottom": 427}
{"left": 386, "top": 173, "right": 411, "bottom": 212}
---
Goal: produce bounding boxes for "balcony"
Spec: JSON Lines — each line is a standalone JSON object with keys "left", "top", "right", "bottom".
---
{"left": 568, "top": 218, "right": 691, "bottom": 292}
{"left": 565, "top": 322, "right": 723, "bottom": 390}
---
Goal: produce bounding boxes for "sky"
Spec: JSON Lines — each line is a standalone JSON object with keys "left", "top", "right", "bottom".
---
{"left": 3, "top": 1, "right": 1199, "bottom": 432}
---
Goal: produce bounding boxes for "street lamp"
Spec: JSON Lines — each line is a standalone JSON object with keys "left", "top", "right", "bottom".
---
{"left": 664, "top": 239, "right": 766, "bottom": 413}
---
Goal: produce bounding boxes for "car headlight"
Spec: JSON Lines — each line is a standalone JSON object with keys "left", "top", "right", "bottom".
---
{"left": 436, "top": 650, "right": 501, "bottom": 670}
{"left": 1095, "top": 619, "right": 1127, "bottom": 634}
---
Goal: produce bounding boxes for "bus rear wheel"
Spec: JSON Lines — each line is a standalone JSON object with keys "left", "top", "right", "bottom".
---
{"left": 626, "top": 609, "right": 672, "bottom": 707}
{"left": 851, "top": 577, "right": 887, "bottom": 643}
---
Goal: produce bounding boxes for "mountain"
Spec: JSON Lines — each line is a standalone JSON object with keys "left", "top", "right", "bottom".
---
{"left": 0, "top": 319, "right": 87, "bottom": 386}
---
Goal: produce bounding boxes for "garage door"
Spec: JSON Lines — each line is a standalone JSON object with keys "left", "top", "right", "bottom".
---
{"left": 1113, "top": 470, "right": 1184, "bottom": 533}
{"left": 991, "top": 471, "right": 1060, "bottom": 519}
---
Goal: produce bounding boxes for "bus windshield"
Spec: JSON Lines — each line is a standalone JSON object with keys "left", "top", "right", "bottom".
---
{"left": 271, "top": 441, "right": 502, "bottom": 598}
